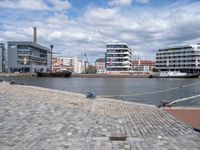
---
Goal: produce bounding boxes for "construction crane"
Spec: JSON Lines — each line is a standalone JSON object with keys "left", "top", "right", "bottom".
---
{"left": 131, "top": 50, "right": 141, "bottom": 75}
{"left": 81, "top": 53, "right": 89, "bottom": 74}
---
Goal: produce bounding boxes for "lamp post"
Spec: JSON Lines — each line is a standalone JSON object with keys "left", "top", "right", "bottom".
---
{"left": 137, "top": 50, "right": 140, "bottom": 76}
{"left": 50, "top": 44, "right": 54, "bottom": 72}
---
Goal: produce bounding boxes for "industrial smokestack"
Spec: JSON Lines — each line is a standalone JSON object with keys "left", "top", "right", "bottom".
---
{"left": 33, "top": 27, "right": 37, "bottom": 43}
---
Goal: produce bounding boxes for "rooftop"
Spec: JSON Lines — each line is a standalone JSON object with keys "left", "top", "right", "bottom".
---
{"left": 132, "top": 60, "right": 155, "bottom": 65}
{"left": 106, "top": 42, "right": 128, "bottom": 45}
{"left": 95, "top": 58, "right": 105, "bottom": 63}
{"left": 158, "top": 43, "right": 200, "bottom": 51}
{"left": 8, "top": 41, "right": 51, "bottom": 52}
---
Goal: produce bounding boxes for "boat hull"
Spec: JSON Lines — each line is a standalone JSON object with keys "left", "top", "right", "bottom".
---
{"left": 36, "top": 71, "right": 72, "bottom": 78}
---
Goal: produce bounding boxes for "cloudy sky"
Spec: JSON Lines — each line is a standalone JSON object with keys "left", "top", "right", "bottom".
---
{"left": 0, "top": 0, "right": 200, "bottom": 63}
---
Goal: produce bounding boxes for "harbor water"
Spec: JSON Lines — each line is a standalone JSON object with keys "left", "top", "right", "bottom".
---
{"left": 1, "top": 77, "right": 200, "bottom": 106}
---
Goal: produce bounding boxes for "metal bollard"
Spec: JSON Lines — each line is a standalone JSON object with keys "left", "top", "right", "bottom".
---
{"left": 10, "top": 80, "right": 17, "bottom": 85}
{"left": 86, "top": 92, "right": 96, "bottom": 99}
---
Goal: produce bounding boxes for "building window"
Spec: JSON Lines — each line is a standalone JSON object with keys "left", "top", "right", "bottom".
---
{"left": 9, "top": 44, "right": 16, "bottom": 48}
{"left": 18, "top": 45, "right": 29, "bottom": 49}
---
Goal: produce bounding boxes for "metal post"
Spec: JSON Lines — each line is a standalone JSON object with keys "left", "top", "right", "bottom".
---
{"left": 50, "top": 44, "right": 54, "bottom": 73}
{"left": 138, "top": 50, "right": 140, "bottom": 76}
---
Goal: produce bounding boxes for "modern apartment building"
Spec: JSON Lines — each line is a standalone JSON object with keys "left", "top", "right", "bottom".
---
{"left": 105, "top": 43, "right": 132, "bottom": 75}
{"left": 0, "top": 43, "right": 6, "bottom": 72}
{"left": 95, "top": 58, "right": 106, "bottom": 74}
{"left": 156, "top": 43, "right": 200, "bottom": 73}
{"left": 62, "top": 57, "right": 84, "bottom": 73}
{"left": 7, "top": 41, "right": 51, "bottom": 73}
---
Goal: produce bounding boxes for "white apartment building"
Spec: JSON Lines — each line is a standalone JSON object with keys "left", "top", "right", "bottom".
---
{"left": 105, "top": 43, "right": 132, "bottom": 75}
{"left": 156, "top": 43, "right": 200, "bottom": 74}
{"left": 62, "top": 57, "right": 84, "bottom": 73}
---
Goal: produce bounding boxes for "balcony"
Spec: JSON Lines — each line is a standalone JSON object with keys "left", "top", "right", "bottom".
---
{"left": 156, "top": 53, "right": 200, "bottom": 58}
{"left": 156, "top": 57, "right": 198, "bottom": 61}
{"left": 156, "top": 62, "right": 197, "bottom": 65}
{"left": 157, "top": 48, "right": 194, "bottom": 54}
{"left": 106, "top": 56, "right": 131, "bottom": 60}
{"left": 156, "top": 66, "right": 200, "bottom": 69}
{"left": 122, "top": 61, "right": 131, "bottom": 64}
{"left": 106, "top": 51, "right": 131, "bottom": 55}
{"left": 106, "top": 61, "right": 123, "bottom": 64}
{"left": 18, "top": 49, "right": 30, "bottom": 51}
{"left": 107, "top": 65, "right": 132, "bottom": 68}
{"left": 18, "top": 53, "right": 30, "bottom": 56}
{"left": 106, "top": 47, "right": 131, "bottom": 51}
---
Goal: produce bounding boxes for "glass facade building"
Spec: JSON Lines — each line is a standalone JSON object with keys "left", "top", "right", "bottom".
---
{"left": 156, "top": 44, "right": 200, "bottom": 74}
{"left": 7, "top": 41, "right": 51, "bottom": 73}
{"left": 0, "top": 43, "right": 6, "bottom": 72}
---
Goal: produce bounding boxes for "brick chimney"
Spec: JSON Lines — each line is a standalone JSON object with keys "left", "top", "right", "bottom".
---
{"left": 33, "top": 27, "right": 37, "bottom": 43}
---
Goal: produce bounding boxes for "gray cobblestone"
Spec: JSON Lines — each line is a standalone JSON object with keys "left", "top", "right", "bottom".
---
{"left": 0, "top": 83, "right": 200, "bottom": 150}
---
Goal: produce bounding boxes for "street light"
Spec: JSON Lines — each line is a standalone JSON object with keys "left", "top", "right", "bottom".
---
{"left": 50, "top": 44, "right": 54, "bottom": 72}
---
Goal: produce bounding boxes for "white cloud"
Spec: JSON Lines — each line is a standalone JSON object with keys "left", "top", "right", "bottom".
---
{"left": 1, "top": 1, "right": 200, "bottom": 61}
{"left": 48, "top": 0, "right": 71, "bottom": 11}
{"left": 136, "top": 0, "right": 149, "bottom": 4}
{"left": 0, "top": 0, "right": 49, "bottom": 10}
{"left": 84, "top": 7, "right": 119, "bottom": 23}
{"left": 108, "top": 0, "right": 149, "bottom": 6}
{"left": 109, "top": 0, "right": 133, "bottom": 6}
{"left": 0, "top": 0, "right": 71, "bottom": 11}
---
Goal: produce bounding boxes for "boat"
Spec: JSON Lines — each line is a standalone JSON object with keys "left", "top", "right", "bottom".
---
{"left": 149, "top": 71, "right": 199, "bottom": 78}
{"left": 36, "top": 70, "right": 72, "bottom": 77}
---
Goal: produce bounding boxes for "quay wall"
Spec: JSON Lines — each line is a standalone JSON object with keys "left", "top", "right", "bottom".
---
{"left": 0, "top": 73, "right": 150, "bottom": 78}
{"left": 0, "top": 73, "right": 36, "bottom": 77}
{"left": 70, "top": 73, "right": 149, "bottom": 78}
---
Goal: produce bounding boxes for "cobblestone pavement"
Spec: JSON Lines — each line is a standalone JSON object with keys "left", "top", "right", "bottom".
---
{"left": 0, "top": 83, "right": 200, "bottom": 150}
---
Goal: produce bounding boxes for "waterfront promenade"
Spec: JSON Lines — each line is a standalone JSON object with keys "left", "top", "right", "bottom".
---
{"left": 0, "top": 83, "right": 200, "bottom": 149}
